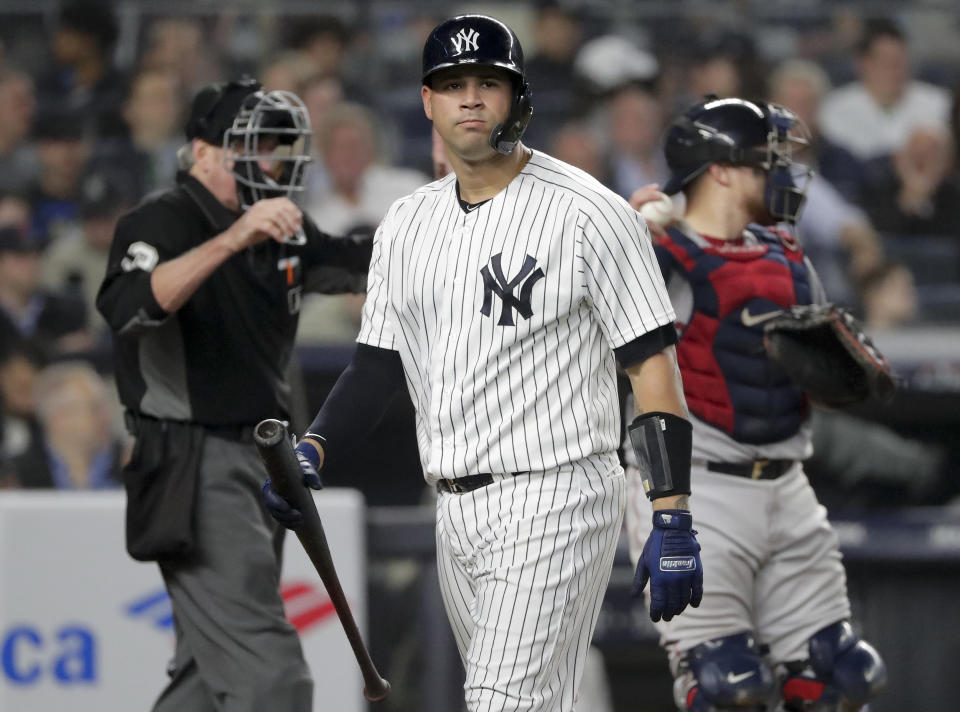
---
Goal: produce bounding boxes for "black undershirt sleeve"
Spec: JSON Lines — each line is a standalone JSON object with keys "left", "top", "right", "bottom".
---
{"left": 304, "top": 343, "right": 406, "bottom": 461}
{"left": 614, "top": 323, "right": 678, "bottom": 370}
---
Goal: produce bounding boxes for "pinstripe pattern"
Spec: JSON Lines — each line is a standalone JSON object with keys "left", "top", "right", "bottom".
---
{"left": 436, "top": 458, "right": 626, "bottom": 711}
{"left": 358, "top": 151, "right": 675, "bottom": 483}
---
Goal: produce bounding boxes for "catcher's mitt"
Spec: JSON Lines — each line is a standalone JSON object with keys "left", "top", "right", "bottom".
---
{"left": 763, "top": 303, "right": 896, "bottom": 407}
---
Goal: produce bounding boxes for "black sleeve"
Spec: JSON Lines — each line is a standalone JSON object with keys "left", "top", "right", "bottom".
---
{"left": 614, "top": 323, "right": 678, "bottom": 369}
{"left": 301, "top": 219, "right": 374, "bottom": 295}
{"left": 304, "top": 343, "right": 405, "bottom": 461}
{"left": 96, "top": 201, "right": 183, "bottom": 335}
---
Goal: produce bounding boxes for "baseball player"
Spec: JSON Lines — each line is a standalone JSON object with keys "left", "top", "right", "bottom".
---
{"left": 97, "top": 78, "right": 371, "bottom": 711}
{"left": 264, "top": 14, "right": 703, "bottom": 712}
{"left": 623, "top": 97, "right": 887, "bottom": 712}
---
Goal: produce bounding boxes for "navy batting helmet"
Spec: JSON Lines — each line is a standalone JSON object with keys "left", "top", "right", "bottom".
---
{"left": 662, "top": 97, "right": 810, "bottom": 223}
{"left": 422, "top": 15, "right": 533, "bottom": 155}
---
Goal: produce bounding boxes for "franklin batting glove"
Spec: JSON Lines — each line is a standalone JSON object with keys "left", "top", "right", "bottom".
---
{"left": 262, "top": 478, "right": 302, "bottom": 529}
{"left": 295, "top": 440, "right": 323, "bottom": 490}
{"left": 632, "top": 509, "right": 703, "bottom": 622}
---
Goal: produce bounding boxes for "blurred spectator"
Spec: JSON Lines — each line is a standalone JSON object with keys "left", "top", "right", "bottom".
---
{"left": 952, "top": 80, "right": 960, "bottom": 168}
{"left": 119, "top": 68, "right": 184, "bottom": 196}
{"left": 0, "top": 191, "right": 31, "bottom": 233}
{"left": 139, "top": 17, "right": 223, "bottom": 95}
{"left": 40, "top": 168, "right": 137, "bottom": 340}
{"left": 817, "top": 18, "right": 951, "bottom": 162}
{"left": 0, "top": 340, "right": 46, "bottom": 473}
{"left": 685, "top": 30, "right": 764, "bottom": 102}
{"left": 0, "top": 224, "right": 89, "bottom": 356}
{"left": 282, "top": 15, "right": 368, "bottom": 105}
{"left": 605, "top": 85, "right": 669, "bottom": 199}
{"left": 523, "top": 0, "right": 585, "bottom": 148}
{"left": 297, "top": 73, "right": 344, "bottom": 205}
{"left": 0, "top": 70, "right": 39, "bottom": 193}
{"left": 27, "top": 111, "right": 90, "bottom": 246}
{"left": 768, "top": 59, "right": 884, "bottom": 304}
{"left": 34, "top": 0, "right": 126, "bottom": 138}
{"left": 261, "top": 50, "right": 316, "bottom": 92}
{"left": 860, "top": 127, "right": 960, "bottom": 237}
{"left": 299, "top": 103, "right": 426, "bottom": 345}
{"left": 857, "top": 260, "right": 919, "bottom": 330}
{"left": 8, "top": 360, "right": 124, "bottom": 489}
{"left": 305, "top": 102, "right": 427, "bottom": 235}
{"left": 574, "top": 35, "right": 658, "bottom": 100}
{"left": 549, "top": 120, "right": 608, "bottom": 183}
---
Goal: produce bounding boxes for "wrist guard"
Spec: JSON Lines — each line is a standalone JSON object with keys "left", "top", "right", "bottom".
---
{"left": 627, "top": 411, "right": 692, "bottom": 499}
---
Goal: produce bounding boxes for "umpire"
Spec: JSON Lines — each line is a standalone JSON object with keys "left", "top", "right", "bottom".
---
{"left": 97, "top": 77, "right": 371, "bottom": 711}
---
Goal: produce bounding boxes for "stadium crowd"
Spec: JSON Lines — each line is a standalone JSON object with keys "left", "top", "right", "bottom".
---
{"left": 0, "top": 0, "right": 958, "bottom": 507}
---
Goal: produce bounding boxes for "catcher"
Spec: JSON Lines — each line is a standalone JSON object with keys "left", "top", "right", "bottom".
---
{"left": 624, "top": 97, "right": 890, "bottom": 712}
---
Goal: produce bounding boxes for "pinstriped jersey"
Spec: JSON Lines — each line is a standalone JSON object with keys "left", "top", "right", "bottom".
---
{"left": 358, "top": 150, "right": 675, "bottom": 482}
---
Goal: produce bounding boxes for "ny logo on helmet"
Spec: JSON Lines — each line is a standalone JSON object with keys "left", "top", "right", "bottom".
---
{"left": 450, "top": 28, "right": 480, "bottom": 55}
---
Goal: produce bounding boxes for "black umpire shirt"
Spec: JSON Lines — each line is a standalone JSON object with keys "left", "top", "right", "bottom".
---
{"left": 96, "top": 171, "right": 371, "bottom": 427}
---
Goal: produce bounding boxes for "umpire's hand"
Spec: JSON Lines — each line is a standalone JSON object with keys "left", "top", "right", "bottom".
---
{"left": 261, "top": 440, "right": 324, "bottom": 529}
{"left": 226, "top": 197, "right": 303, "bottom": 251}
{"left": 632, "top": 509, "right": 703, "bottom": 622}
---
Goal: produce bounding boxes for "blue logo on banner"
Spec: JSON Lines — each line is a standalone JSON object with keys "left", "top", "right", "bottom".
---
{"left": 2, "top": 625, "right": 96, "bottom": 685}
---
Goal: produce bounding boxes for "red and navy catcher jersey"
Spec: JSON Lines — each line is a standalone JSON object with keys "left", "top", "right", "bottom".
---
{"left": 656, "top": 225, "right": 814, "bottom": 444}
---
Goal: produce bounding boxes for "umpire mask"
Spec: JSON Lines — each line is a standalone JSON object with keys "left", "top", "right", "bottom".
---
{"left": 223, "top": 90, "right": 313, "bottom": 212}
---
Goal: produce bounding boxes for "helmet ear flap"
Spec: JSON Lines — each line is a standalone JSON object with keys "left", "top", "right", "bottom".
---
{"left": 489, "top": 81, "right": 533, "bottom": 155}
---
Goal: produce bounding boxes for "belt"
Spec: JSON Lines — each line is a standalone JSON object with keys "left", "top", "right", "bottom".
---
{"left": 703, "top": 459, "right": 796, "bottom": 480}
{"left": 124, "top": 411, "right": 256, "bottom": 444}
{"left": 436, "top": 471, "right": 527, "bottom": 494}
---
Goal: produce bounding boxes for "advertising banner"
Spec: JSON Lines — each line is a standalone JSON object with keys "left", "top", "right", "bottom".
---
{"left": 0, "top": 489, "right": 365, "bottom": 712}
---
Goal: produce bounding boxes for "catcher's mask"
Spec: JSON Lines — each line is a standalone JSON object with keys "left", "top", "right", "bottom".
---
{"left": 422, "top": 14, "right": 533, "bottom": 155}
{"left": 223, "top": 90, "right": 312, "bottom": 213}
{"left": 662, "top": 97, "right": 811, "bottom": 224}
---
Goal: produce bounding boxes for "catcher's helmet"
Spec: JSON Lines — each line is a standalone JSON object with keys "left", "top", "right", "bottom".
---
{"left": 662, "top": 97, "right": 810, "bottom": 224}
{"left": 223, "top": 89, "right": 312, "bottom": 217}
{"left": 422, "top": 14, "right": 533, "bottom": 155}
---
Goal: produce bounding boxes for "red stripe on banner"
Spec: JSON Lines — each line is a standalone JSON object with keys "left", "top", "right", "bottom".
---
{"left": 288, "top": 600, "right": 338, "bottom": 632}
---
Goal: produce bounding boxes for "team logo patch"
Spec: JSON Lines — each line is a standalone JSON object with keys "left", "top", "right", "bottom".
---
{"left": 659, "top": 556, "right": 697, "bottom": 572}
{"left": 120, "top": 241, "right": 159, "bottom": 273}
{"left": 480, "top": 253, "right": 545, "bottom": 326}
{"left": 450, "top": 27, "right": 479, "bottom": 55}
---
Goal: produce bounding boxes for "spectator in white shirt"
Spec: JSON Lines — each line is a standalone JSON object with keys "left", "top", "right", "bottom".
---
{"left": 818, "top": 18, "right": 950, "bottom": 162}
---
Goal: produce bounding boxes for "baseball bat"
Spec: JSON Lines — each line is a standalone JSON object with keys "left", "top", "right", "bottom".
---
{"left": 254, "top": 418, "right": 390, "bottom": 702}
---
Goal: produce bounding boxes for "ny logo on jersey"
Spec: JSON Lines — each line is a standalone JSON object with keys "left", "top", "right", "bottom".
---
{"left": 450, "top": 27, "right": 480, "bottom": 55}
{"left": 480, "top": 253, "right": 545, "bottom": 326}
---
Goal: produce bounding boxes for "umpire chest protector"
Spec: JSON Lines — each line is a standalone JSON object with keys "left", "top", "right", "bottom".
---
{"left": 659, "top": 225, "right": 812, "bottom": 443}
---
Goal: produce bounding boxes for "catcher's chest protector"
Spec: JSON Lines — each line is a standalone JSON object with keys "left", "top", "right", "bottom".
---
{"left": 660, "top": 227, "right": 812, "bottom": 444}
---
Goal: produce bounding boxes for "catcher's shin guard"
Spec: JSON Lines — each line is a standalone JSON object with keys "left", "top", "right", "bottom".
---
{"left": 682, "top": 633, "right": 774, "bottom": 710}
{"left": 781, "top": 621, "right": 886, "bottom": 711}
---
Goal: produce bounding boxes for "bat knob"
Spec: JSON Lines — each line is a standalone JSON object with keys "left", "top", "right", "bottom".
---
{"left": 364, "top": 678, "right": 391, "bottom": 702}
{"left": 254, "top": 418, "right": 286, "bottom": 446}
